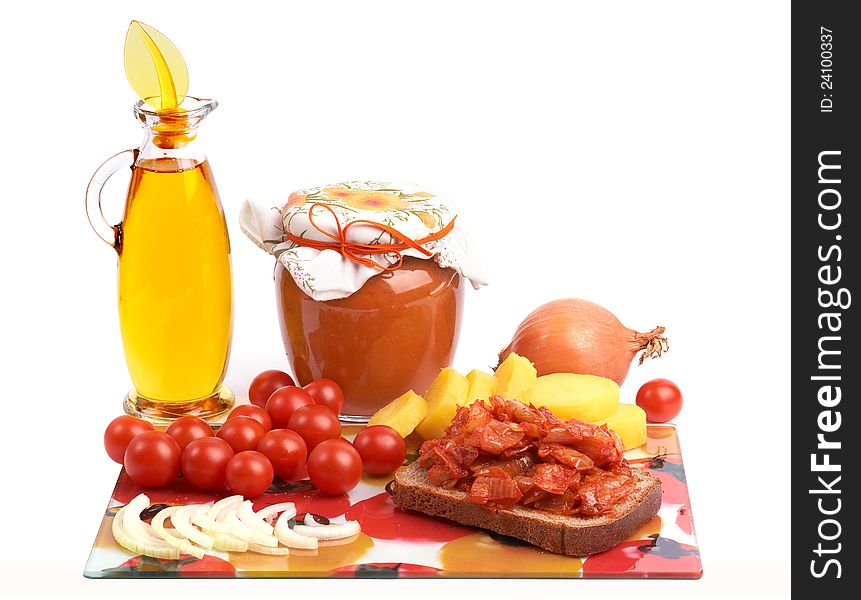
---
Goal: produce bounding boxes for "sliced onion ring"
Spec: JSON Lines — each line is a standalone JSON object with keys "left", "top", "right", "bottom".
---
{"left": 255, "top": 502, "right": 297, "bottom": 523}
{"left": 215, "top": 498, "right": 243, "bottom": 522}
{"left": 121, "top": 495, "right": 178, "bottom": 553}
{"left": 207, "top": 495, "right": 243, "bottom": 522}
{"left": 274, "top": 512, "right": 318, "bottom": 549}
{"left": 237, "top": 500, "right": 274, "bottom": 535}
{"left": 171, "top": 505, "right": 214, "bottom": 549}
{"left": 304, "top": 513, "right": 325, "bottom": 527}
{"left": 292, "top": 521, "right": 361, "bottom": 541}
{"left": 247, "top": 542, "right": 290, "bottom": 555}
{"left": 151, "top": 506, "right": 205, "bottom": 559}
{"left": 225, "top": 509, "right": 279, "bottom": 547}
{"left": 191, "top": 507, "right": 232, "bottom": 534}
{"left": 191, "top": 506, "right": 247, "bottom": 551}
{"left": 113, "top": 506, "right": 179, "bottom": 560}
{"left": 209, "top": 531, "right": 249, "bottom": 553}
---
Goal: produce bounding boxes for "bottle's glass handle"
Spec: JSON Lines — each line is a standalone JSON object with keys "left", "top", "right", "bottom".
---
{"left": 85, "top": 149, "right": 137, "bottom": 250}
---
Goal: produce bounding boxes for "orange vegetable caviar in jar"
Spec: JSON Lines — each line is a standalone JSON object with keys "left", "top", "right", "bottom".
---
{"left": 276, "top": 258, "right": 464, "bottom": 417}
{"left": 240, "top": 182, "right": 485, "bottom": 421}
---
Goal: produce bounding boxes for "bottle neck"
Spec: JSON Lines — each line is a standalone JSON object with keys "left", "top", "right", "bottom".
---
{"left": 137, "top": 126, "right": 206, "bottom": 169}
{"left": 133, "top": 97, "right": 215, "bottom": 169}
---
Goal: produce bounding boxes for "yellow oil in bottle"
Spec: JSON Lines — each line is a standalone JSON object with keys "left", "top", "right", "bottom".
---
{"left": 118, "top": 157, "right": 233, "bottom": 403}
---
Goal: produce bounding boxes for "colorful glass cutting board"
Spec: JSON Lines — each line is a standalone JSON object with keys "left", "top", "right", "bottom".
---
{"left": 84, "top": 424, "right": 702, "bottom": 578}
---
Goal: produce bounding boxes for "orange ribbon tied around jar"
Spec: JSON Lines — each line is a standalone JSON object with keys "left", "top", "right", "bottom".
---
{"left": 287, "top": 202, "right": 457, "bottom": 271}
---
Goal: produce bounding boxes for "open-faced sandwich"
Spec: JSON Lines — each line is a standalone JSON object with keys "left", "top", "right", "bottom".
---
{"left": 392, "top": 396, "right": 661, "bottom": 556}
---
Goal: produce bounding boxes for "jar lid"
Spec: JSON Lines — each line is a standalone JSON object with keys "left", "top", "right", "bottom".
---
{"left": 240, "top": 181, "right": 487, "bottom": 301}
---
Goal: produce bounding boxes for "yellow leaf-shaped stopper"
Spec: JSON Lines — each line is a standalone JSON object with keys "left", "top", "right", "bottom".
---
{"left": 124, "top": 21, "right": 188, "bottom": 110}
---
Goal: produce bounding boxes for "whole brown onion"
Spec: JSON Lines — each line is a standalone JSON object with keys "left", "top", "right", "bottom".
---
{"left": 498, "top": 298, "right": 669, "bottom": 386}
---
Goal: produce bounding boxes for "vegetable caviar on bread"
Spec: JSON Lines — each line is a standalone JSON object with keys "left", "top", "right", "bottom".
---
{"left": 392, "top": 462, "right": 660, "bottom": 556}
{"left": 390, "top": 396, "right": 662, "bottom": 556}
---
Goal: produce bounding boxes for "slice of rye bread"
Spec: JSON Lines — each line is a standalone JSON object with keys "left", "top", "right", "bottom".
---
{"left": 392, "top": 462, "right": 662, "bottom": 557}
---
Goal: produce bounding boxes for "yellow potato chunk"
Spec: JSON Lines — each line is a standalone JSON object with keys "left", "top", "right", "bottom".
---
{"left": 415, "top": 368, "right": 469, "bottom": 439}
{"left": 367, "top": 390, "right": 428, "bottom": 438}
{"left": 466, "top": 369, "right": 498, "bottom": 403}
{"left": 598, "top": 403, "right": 647, "bottom": 450}
{"left": 522, "top": 373, "right": 619, "bottom": 422}
{"left": 495, "top": 353, "right": 537, "bottom": 401}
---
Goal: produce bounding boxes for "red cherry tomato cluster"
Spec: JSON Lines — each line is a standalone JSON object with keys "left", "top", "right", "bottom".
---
{"left": 248, "top": 369, "right": 295, "bottom": 408}
{"left": 182, "top": 437, "right": 233, "bottom": 489}
{"left": 103, "top": 371, "right": 406, "bottom": 497}
{"left": 353, "top": 426, "right": 407, "bottom": 475}
{"left": 217, "top": 416, "right": 267, "bottom": 452}
{"left": 307, "top": 439, "right": 362, "bottom": 494}
{"left": 104, "top": 415, "right": 153, "bottom": 464}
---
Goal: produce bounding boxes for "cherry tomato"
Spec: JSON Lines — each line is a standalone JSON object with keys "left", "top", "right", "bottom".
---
{"left": 165, "top": 416, "right": 214, "bottom": 450}
{"left": 636, "top": 378, "right": 683, "bottom": 423}
{"left": 124, "top": 431, "right": 181, "bottom": 487}
{"left": 256, "top": 429, "right": 308, "bottom": 478}
{"left": 227, "top": 404, "right": 272, "bottom": 431}
{"left": 104, "top": 416, "right": 153, "bottom": 464}
{"left": 303, "top": 379, "right": 344, "bottom": 415}
{"left": 249, "top": 370, "right": 295, "bottom": 408}
{"left": 352, "top": 425, "right": 406, "bottom": 475}
{"left": 306, "top": 439, "right": 362, "bottom": 495}
{"left": 181, "top": 437, "right": 234, "bottom": 489}
{"left": 266, "top": 386, "right": 315, "bottom": 429}
{"left": 216, "top": 416, "right": 266, "bottom": 453}
{"left": 287, "top": 404, "right": 341, "bottom": 450}
{"left": 225, "top": 450, "right": 274, "bottom": 497}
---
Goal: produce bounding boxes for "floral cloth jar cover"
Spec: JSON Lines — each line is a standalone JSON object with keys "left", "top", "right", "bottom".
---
{"left": 240, "top": 181, "right": 487, "bottom": 301}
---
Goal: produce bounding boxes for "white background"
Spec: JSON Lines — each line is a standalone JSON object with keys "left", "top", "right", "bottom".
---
{"left": 0, "top": 1, "right": 790, "bottom": 598}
